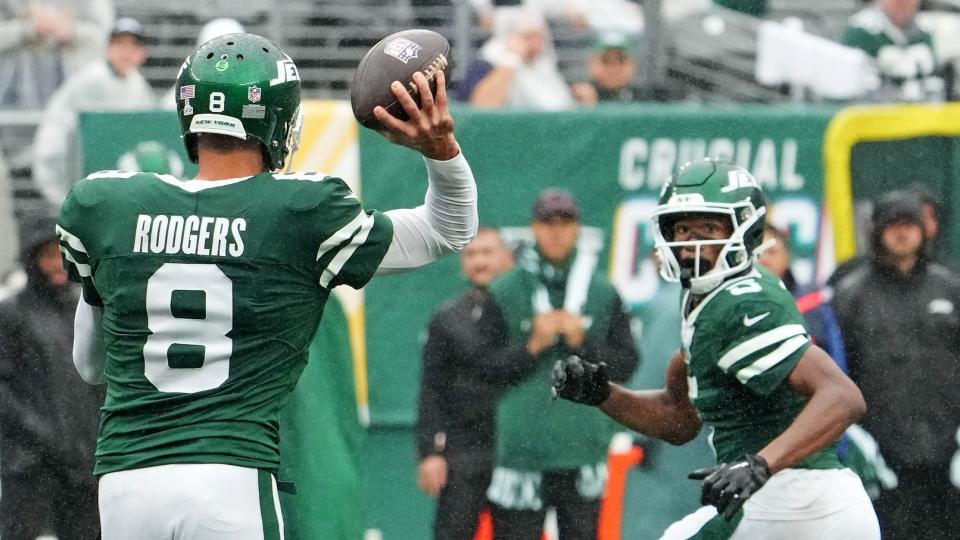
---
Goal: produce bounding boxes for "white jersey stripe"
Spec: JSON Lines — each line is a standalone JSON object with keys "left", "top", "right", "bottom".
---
{"left": 736, "top": 335, "right": 809, "bottom": 384}
{"left": 717, "top": 324, "right": 806, "bottom": 371}
{"left": 319, "top": 214, "right": 375, "bottom": 288}
{"left": 59, "top": 245, "right": 92, "bottom": 277}
{"left": 56, "top": 224, "right": 89, "bottom": 255}
{"left": 315, "top": 210, "right": 366, "bottom": 261}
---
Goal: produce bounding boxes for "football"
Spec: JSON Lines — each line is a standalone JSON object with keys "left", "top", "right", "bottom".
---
{"left": 350, "top": 29, "right": 452, "bottom": 131}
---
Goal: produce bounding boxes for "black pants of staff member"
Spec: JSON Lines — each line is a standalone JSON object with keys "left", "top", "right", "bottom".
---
{"left": 490, "top": 470, "right": 599, "bottom": 540}
{"left": 434, "top": 465, "right": 493, "bottom": 540}
{"left": 875, "top": 464, "right": 960, "bottom": 540}
{"left": 0, "top": 470, "right": 100, "bottom": 540}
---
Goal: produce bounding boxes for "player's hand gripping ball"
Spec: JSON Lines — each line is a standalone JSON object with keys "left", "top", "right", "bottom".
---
{"left": 350, "top": 29, "right": 452, "bottom": 131}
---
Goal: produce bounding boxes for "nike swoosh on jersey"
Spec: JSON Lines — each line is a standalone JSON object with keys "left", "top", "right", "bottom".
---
{"left": 742, "top": 312, "right": 771, "bottom": 327}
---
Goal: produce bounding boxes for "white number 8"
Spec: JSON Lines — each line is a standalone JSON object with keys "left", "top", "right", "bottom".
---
{"left": 143, "top": 263, "right": 233, "bottom": 393}
{"left": 209, "top": 91, "right": 226, "bottom": 113}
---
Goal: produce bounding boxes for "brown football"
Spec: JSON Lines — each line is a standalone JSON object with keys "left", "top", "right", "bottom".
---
{"left": 350, "top": 29, "right": 452, "bottom": 131}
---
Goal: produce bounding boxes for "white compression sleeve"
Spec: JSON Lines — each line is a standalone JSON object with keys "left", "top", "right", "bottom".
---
{"left": 378, "top": 151, "right": 478, "bottom": 274}
{"left": 73, "top": 298, "right": 106, "bottom": 385}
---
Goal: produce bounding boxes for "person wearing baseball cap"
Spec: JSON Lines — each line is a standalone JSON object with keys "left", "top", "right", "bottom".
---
{"left": 532, "top": 188, "right": 580, "bottom": 221}
{"left": 32, "top": 15, "right": 155, "bottom": 206}
{"left": 530, "top": 188, "right": 581, "bottom": 267}
{"left": 573, "top": 30, "right": 686, "bottom": 105}
{"left": 110, "top": 17, "right": 146, "bottom": 44}
{"left": 479, "top": 187, "right": 639, "bottom": 538}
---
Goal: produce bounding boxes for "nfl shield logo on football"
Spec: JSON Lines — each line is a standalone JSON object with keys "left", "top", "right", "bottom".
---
{"left": 384, "top": 38, "right": 422, "bottom": 64}
{"left": 248, "top": 86, "right": 262, "bottom": 103}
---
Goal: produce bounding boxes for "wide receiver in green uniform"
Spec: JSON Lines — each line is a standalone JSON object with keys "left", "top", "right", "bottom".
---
{"left": 553, "top": 159, "right": 879, "bottom": 538}
{"left": 58, "top": 33, "right": 477, "bottom": 539}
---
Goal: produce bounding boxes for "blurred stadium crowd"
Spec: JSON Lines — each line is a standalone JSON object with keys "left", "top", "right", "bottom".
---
{"left": 3, "top": 0, "right": 960, "bottom": 262}
{"left": 2, "top": 0, "right": 960, "bottom": 539}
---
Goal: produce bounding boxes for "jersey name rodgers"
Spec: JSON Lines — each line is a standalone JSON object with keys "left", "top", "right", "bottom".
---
{"left": 682, "top": 266, "right": 841, "bottom": 469}
{"left": 57, "top": 171, "right": 393, "bottom": 475}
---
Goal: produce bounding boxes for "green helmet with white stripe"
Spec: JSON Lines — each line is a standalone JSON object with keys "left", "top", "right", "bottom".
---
{"left": 175, "top": 33, "right": 303, "bottom": 171}
{"left": 652, "top": 158, "right": 767, "bottom": 294}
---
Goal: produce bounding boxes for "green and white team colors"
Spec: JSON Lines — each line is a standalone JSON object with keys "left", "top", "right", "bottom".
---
{"left": 57, "top": 170, "right": 392, "bottom": 475}
{"left": 98, "top": 463, "right": 285, "bottom": 539}
{"left": 682, "top": 266, "right": 840, "bottom": 469}
{"left": 661, "top": 468, "right": 878, "bottom": 539}
{"left": 666, "top": 265, "right": 878, "bottom": 539}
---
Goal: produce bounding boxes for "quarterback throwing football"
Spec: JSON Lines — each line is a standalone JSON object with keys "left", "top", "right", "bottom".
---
{"left": 553, "top": 159, "right": 879, "bottom": 538}
{"left": 58, "top": 33, "right": 476, "bottom": 538}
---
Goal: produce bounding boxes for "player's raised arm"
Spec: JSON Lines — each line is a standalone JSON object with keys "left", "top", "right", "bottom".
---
{"left": 371, "top": 69, "right": 478, "bottom": 274}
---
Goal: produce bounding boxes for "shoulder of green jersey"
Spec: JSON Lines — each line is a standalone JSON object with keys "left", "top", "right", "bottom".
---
{"left": 271, "top": 171, "right": 332, "bottom": 182}
{"left": 281, "top": 175, "right": 359, "bottom": 212}
{"left": 315, "top": 209, "right": 370, "bottom": 262}
{"left": 719, "top": 269, "right": 765, "bottom": 293}
{"left": 742, "top": 311, "right": 771, "bottom": 327}
{"left": 717, "top": 323, "right": 808, "bottom": 373}
{"left": 84, "top": 169, "right": 140, "bottom": 181}
{"left": 318, "top": 212, "right": 378, "bottom": 289}
{"left": 683, "top": 269, "right": 763, "bottom": 324}
{"left": 153, "top": 173, "right": 252, "bottom": 193}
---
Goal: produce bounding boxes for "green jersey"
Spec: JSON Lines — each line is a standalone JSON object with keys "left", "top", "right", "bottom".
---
{"left": 57, "top": 170, "right": 393, "bottom": 475}
{"left": 682, "top": 266, "right": 840, "bottom": 469}
{"left": 841, "top": 7, "right": 942, "bottom": 102}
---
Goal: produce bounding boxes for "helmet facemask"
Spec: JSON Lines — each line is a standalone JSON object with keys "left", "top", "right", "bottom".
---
{"left": 653, "top": 203, "right": 766, "bottom": 295}
{"left": 652, "top": 158, "right": 768, "bottom": 294}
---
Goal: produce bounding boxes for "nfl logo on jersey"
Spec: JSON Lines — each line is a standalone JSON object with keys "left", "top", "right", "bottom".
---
{"left": 383, "top": 38, "right": 422, "bottom": 64}
{"left": 248, "top": 86, "right": 261, "bottom": 103}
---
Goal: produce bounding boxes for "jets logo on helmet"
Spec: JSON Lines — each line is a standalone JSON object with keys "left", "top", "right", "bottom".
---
{"left": 651, "top": 158, "right": 767, "bottom": 294}
{"left": 269, "top": 59, "right": 300, "bottom": 86}
{"left": 176, "top": 33, "right": 303, "bottom": 172}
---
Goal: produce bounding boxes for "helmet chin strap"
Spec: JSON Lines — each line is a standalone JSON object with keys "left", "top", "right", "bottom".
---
{"left": 754, "top": 237, "right": 776, "bottom": 259}
{"left": 680, "top": 265, "right": 692, "bottom": 289}
{"left": 282, "top": 106, "right": 305, "bottom": 173}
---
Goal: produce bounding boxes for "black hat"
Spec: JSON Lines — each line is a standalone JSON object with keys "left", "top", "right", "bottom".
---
{"left": 871, "top": 190, "right": 924, "bottom": 254}
{"left": 19, "top": 213, "right": 59, "bottom": 264}
{"left": 873, "top": 190, "right": 923, "bottom": 230}
{"left": 532, "top": 189, "right": 579, "bottom": 221}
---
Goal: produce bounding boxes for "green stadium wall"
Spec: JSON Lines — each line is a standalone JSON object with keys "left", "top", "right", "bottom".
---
{"left": 79, "top": 103, "right": 960, "bottom": 539}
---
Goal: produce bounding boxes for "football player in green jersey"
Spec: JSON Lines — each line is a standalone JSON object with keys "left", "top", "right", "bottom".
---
{"left": 553, "top": 159, "right": 880, "bottom": 538}
{"left": 58, "top": 33, "right": 477, "bottom": 539}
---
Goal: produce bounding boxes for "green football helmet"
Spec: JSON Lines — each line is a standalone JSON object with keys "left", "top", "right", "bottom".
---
{"left": 651, "top": 158, "right": 767, "bottom": 294}
{"left": 175, "top": 33, "right": 303, "bottom": 171}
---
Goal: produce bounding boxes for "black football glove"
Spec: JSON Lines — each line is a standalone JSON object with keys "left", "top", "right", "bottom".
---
{"left": 551, "top": 356, "right": 611, "bottom": 406}
{"left": 688, "top": 454, "right": 770, "bottom": 520}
